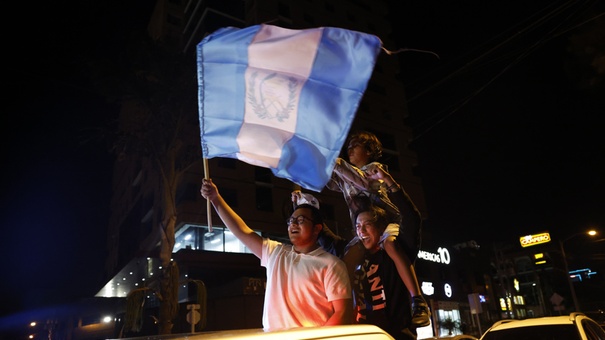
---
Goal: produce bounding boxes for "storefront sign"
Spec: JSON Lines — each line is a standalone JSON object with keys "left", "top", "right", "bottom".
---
{"left": 444, "top": 283, "right": 452, "bottom": 298}
{"left": 519, "top": 232, "right": 551, "bottom": 247}
{"left": 421, "top": 281, "right": 435, "bottom": 296}
{"left": 418, "top": 247, "right": 451, "bottom": 264}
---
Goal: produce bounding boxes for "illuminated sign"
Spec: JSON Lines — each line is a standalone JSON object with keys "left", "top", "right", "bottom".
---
{"left": 421, "top": 282, "right": 435, "bottom": 296}
{"left": 444, "top": 283, "right": 452, "bottom": 298}
{"left": 534, "top": 253, "right": 547, "bottom": 265}
{"left": 520, "top": 232, "right": 551, "bottom": 247}
{"left": 418, "top": 247, "right": 451, "bottom": 264}
{"left": 499, "top": 298, "right": 507, "bottom": 311}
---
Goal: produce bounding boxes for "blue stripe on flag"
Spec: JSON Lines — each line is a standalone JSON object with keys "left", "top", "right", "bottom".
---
{"left": 198, "top": 26, "right": 260, "bottom": 158}
{"left": 278, "top": 27, "right": 380, "bottom": 190}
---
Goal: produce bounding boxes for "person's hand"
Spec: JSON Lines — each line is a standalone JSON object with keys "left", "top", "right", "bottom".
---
{"left": 200, "top": 178, "right": 218, "bottom": 201}
{"left": 365, "top": 163, "right": 389, "bottom": 181}
{"left": 365, "top": 163, "right": 397, "bottom": 189}
{"left": 291, "top": 190, "right": 302, "bottom": 204}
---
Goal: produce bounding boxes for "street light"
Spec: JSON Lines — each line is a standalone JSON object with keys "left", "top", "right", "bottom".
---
{"left": 559, "top": 229, "right": 598, "bottom": 312}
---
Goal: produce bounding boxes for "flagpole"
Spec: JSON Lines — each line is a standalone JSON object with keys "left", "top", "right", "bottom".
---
{"left": 203, "top": 158, "right": 213, "bottom": 233}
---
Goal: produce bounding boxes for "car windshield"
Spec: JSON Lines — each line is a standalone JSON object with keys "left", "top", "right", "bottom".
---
{"left": 481, "top": 324, "right": 580, "bottom": 340}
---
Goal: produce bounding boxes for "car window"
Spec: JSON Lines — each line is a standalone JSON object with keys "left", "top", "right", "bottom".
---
{"left": 481, "top": 324, "right": 581, "bottom": 340}
{"left": 582, "top": 319, "right": 605, "bottom": 340}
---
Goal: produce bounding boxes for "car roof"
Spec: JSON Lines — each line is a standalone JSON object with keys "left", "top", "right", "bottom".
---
{"left": 490, "top": 313, "right": 592, "bottom": 330}
{"left": 111, "top": 324, "right": 395, "bottom": 340}
{"left": 427, "top": 335, "right": 478, "bottom": 340}
{"left": 488, "top": 315, "right": 578, "bottom": 330}
{"left": 479, "top": 312, "right": 605, "bottom": 340}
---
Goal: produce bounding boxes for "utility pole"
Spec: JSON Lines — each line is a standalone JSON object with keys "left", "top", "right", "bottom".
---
{"left": 558, "top": 240, "right": 580, "bottom": 311}
{"left": 557, "top": 229, "right": 598, "bottom": 312}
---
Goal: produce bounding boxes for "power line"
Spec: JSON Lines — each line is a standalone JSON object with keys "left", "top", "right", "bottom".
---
{"left": 404, "top": 0, "right": 601, "bottom": 142}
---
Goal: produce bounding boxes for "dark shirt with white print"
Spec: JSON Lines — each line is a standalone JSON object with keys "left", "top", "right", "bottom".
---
{"left": 353, "top": 248, "right": 415, "bottom": 340}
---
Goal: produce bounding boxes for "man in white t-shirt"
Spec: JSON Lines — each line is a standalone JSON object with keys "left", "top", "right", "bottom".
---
{"left": 201, "top": 178, "right": 352, "bottom": 331}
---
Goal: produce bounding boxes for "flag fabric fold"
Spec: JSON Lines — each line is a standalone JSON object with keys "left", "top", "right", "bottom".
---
{"left": 197, "top": 24, "right": 381, "bottom": 192}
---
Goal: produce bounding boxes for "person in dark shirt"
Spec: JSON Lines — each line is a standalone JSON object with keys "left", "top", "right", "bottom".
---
{"left": 352, "top": 198, "right": 420, "bottom": 340}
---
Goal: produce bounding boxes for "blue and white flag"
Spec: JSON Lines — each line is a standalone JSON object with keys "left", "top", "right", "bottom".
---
{"left": 197, "top": 24, "right": 381, "bottom": 192}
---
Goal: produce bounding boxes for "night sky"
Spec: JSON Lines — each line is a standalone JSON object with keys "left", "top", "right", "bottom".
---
{"left": 389, "top": 1, "right": 605, "bottom": 245}
{"left": 2, "top": 0, "right": 604, "bottom": 322}
{"left": 2, "top": 0, "right": 153, "bottom": 319}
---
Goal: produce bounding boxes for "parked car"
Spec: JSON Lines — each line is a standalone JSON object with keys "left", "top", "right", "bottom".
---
{"left": 109, "top": 324, "right": 394, "bottom": 339}
{"left": 584, "top": 310, "right": 605, "bottom": 330}
{"left": 479, "top": 312, "right": 605, "bottom": 340}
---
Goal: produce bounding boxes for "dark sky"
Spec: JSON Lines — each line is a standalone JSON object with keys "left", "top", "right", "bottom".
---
{"left": 2, "top": 0, "right": 604, "bottom": 322}
{"left": 2, "top": 0, "right": 153, "bottom": 319}
{"left": 389, "top": 0, "right": 605, "bottom": 246}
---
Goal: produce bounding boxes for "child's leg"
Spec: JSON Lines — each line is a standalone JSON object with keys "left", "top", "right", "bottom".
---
{"left": 385, "top": 237, "right": 431, "bottom": 328}
{"left": 402, "top": 254, "right": 431, "bottom": 327}
{"left": 400, "top": 253, "right": 422, "bottom": 297}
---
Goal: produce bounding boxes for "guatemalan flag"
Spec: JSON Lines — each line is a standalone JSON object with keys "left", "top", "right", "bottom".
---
{"left": 197, "top": 24, "right": 382, "bottom": 192}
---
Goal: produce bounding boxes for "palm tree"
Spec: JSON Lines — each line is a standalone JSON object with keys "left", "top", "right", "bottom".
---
{"left": 93, "top": 31, "right": 201, "bottom": 334}
{"left": 441, "top": 317, "right": 461, "bottom": 335}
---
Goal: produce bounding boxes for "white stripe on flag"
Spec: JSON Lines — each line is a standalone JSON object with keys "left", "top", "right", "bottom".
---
{"left": 237, "top": 26, "right": 322, "bottom": 168}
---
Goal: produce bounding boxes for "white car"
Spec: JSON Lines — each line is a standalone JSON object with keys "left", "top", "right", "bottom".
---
{"left": 111, "top": 324, "right": 394, "bottom": 339}
{"left": 479, "top": 312, "right": 605, "bottom": 340}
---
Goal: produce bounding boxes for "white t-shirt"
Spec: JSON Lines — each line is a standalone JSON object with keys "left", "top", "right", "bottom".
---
{"left": 260, "top": 238, "right": 351, "bottom": 331}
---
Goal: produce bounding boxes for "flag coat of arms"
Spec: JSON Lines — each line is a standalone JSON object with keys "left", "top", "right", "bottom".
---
{"left": 197, "top": 24, "right": 381, "bottom": 192}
